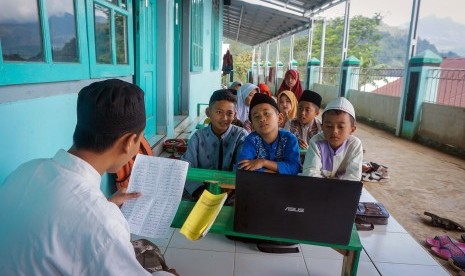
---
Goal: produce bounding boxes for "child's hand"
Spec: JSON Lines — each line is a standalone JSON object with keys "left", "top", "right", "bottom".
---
{"left": 298, "top": 138, "right": 309, "bottom": 149}
{"left": 238, "top": 159, "right": 265, "bottom": 171}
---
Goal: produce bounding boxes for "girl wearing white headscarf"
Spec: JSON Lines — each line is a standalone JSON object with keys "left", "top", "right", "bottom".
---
{"left": 236, "top": 83, "right": 259, "bottom": 132}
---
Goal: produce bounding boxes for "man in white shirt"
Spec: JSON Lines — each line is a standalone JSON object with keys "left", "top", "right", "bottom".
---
{"left": 0, "top": 79, "right": 178, "bottom": 275}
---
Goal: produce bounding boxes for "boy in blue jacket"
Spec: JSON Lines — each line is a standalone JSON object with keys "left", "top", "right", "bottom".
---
{"left": 237, "top": 93, "right": 301, "bottom": 174}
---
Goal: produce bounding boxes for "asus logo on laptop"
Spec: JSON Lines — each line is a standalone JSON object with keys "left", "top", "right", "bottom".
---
{"left": 284, "top": 207, "right": 305, "bottom": 213}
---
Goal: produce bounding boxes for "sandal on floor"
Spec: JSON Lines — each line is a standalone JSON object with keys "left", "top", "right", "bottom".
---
{"left": 426, "top": 235, "right": 465, "bottom": 249}
{"left": 431, "top": 243, "right": 465, "bottom": 260}
{"left": 449, "top": 256, "right": 465, "bottom": 271}
{"left": 424, "top": 212, "right": 465, "bottom": 231}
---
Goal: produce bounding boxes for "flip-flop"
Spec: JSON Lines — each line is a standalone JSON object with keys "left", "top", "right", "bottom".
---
{"left": 431, "top": 243, "right": 465, "bottom": 260}
{"left": 426, "top": 235, "right": 465, "bottom": 249}
{"left": 424, "top": 212, "right": 465, "bottom": 231}
{"left": 449, "top": 256, "right": 465, "bottom": 271}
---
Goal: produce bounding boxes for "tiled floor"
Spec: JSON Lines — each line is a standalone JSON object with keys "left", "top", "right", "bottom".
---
{"left": 132, "top": 188, "right": 449, "bottom": 276}
{"left": 144, "top": 118, "right": 450, "bottom": 276}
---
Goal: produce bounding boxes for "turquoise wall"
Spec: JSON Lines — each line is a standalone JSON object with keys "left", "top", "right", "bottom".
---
{"left": 188, "top": 0, "right": 223, "bottom": 119}
{"left": 0, "top": 94, "right": 77, "bottom": 184}
{"left": 0, "top": 92, "right": 116, "bottom": 196}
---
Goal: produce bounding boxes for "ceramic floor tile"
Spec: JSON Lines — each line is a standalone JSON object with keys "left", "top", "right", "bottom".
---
{"left": 235, "top": 241, "right": 303, "bottom": 257}
{"left": 164, "top": 248, "right": 234, "bottom": 276}
{"left": 168, "top": 231, "right": 236, "bottom": 252}
{"left": 360, "top": 248, "right": 371, "bottom": 262}
{"left": 360, "top": 188, "right": 377, "bottom": 202}
{"left": 375, "top": 263, "right": 449, "bottom": 276}
{"left": 131, "top": 227, "right": 175, "bottom": 249}
{"left": 360, "top": 232, "right": 439, "bottom": 265}
{"left": 356, "top": 217, "right": 407, "bottom": 235}
{"left": 371, "top": 216, "right": 408, "bottom": 233}
{"left": 300, "top": 244, "right": 343, "bottom": 260}
{"left": 235, "top": 252, "right": 308, "bottom": 276}
{"left": 357, "top": 261, "right": 381, "bottom": 276}
{"left": 304, "top": 257, "right": 343, "bottom": 276}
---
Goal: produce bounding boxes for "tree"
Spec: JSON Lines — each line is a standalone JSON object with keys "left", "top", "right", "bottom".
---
{"left": 291, "top": 15, "right": 382, "bottom": 68}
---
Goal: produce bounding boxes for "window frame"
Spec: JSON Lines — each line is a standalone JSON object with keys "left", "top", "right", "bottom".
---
{"left": 190, "top": 0, "right": 203, "bottom": 72}
{"left": 0, "top": 0, "right": 90, "bottom": 85}
{"left": 210, "top": 0, "right": 220, "bottom": 71}
{"left": 86, "top": 0, "right": 134, "bottom": 78}
{"left": 0, "top": 0, "right": 135, "bottom": 86}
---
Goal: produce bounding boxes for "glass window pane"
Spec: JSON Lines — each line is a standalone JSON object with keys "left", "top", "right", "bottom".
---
{"left": 121, "top": 0, "right": 127, "bottom": 9}
{"left": 0, "top": 0, "right": 44, "bottom": 62}
{"left": 115, "top": 13, "right": 127, "bottom": 64}
{"left": 47, "top": 0, "right": 78, "bottom": 62}
{"left": 107, "top": 0, "right": 117, "bottom": 5}
{"left": 94, "top": 4, "right": 111, "bottom": 64}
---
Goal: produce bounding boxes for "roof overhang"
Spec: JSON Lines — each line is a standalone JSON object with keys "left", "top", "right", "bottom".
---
{"left": 223, "top": 0, "right": 346, "bottom": 46}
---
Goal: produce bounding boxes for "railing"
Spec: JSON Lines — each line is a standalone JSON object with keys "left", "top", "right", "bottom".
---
{"left": 351, "top": 68, "right": 404, "bottom": 97}
{"left": 318, "top": 67, "right": 340, "bottom": 86}
{"left": 424, "top": 68, "right": 465, "bottom": 108}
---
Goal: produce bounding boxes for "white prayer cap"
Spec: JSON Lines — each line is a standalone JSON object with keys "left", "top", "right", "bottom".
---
{"left": 323, "top": 97, "right": 356, "bottom": 120}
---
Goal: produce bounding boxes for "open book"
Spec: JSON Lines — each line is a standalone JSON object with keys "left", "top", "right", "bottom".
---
{"left": 180, "top": 190, "right": 228, "bottom": 241}
{"left": 121, "top": 154, "right": 188, "bottom": 239}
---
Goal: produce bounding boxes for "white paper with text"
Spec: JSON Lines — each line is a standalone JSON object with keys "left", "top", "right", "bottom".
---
{"left": 121, "top": 154, "right": 188, "bottom": 238}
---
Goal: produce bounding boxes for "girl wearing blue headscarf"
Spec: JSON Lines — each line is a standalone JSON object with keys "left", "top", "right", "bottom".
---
{"left": 236, "top": 83, "right": 259, "bottom": 133}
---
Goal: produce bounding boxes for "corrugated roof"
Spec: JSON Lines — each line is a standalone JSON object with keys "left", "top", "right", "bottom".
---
{"left": 223, "top": 0, "right": 344, "bottom": 46}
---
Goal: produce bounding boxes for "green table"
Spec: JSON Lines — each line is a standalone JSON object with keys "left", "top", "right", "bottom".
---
{"left": 171, "top": 201, "right": 362, "bottom": 276}
{"left": 187, "top": 167, "right": 235, "bottom": 190}
{"left": 180, "top": 167, "right": 362, "bottom": 276}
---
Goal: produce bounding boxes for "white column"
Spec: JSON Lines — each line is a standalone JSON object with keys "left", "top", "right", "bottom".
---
{"left": 341, "top": 0, "right": 351, "bottom": 61}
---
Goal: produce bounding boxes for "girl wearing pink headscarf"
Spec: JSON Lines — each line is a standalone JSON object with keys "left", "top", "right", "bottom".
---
{"left": 278, "top": 69, "right": 303, "bottom": 100}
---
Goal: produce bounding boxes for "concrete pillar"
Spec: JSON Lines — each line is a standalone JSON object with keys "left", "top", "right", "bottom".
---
{"left": 339, "top": 56, "right": 360, "bottom": 98}
{"left": 399, "top": 50, "right": 442, "bottom": 140}
{"left": 306, "top": 58, "right": 321, "bottom": 90}
{"left": 290, "top": 59, "right": 298, "bottom": 70}
{"left": 265, "top": 61, "right": 272, "bottom": 83}
{"left": 156, "top": 0, "right": 175, "bottom": 137}
{"left": 276, "top": 61, "right": 284, "bottom": 78}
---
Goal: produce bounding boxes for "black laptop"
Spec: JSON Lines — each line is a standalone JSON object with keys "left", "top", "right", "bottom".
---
{"left": 234, "top": 170, "right": 363, "bottom": 245}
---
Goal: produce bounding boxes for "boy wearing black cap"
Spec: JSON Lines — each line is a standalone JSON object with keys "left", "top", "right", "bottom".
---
{"left": 0, "top": 79, "right": 177, "bottom": 275}
{"left": 301, "top": 97, "right": 363, "bottom": 181}
{"left": 237, "top": 93, "right": 301, "bottom": 175}
{"left": 285, "top": 90, "right": 322, "bottom": 149}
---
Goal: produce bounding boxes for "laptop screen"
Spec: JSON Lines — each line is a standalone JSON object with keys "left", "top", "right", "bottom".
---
{"left": 234, "top": 170, "right": 362, "bottom": 245}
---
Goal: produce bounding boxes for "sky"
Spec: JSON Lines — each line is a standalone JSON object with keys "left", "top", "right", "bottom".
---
{"left": 0, "top": 0, "right": 74, "bottom": 23}
{"left": 319, "top": 0, "right": 465, "bottom": 27}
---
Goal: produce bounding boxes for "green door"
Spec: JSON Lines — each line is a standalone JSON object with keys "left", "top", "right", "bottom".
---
{"left": 173, "top": 0, "right": 182, "bottom": 115}
{"left": 135, "top": 0, "right": 157, "bottom": 139}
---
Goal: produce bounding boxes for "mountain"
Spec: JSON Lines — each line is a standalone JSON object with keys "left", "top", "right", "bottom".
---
{"left": 402, "top": 15, "right": 465, "bottom": 56}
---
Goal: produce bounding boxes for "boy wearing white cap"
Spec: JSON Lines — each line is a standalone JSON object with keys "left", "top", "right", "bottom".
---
{"left": 301, "top": 97, "right": 363, "bottom": 181}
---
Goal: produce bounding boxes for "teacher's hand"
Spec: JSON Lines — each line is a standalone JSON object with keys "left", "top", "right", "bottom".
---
{"left": 108, "top": 188, "right": 141, "bottom": 208}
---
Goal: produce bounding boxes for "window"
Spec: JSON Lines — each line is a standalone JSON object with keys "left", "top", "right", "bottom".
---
{"left": 88, "top": 0, "right": 133, "bottom": 77}
{"left": 190, "top": 0, "right": 203, "bottom": 72}
{"left": 0, "top": 0, "right": 134, "bottom": 86}
{"left": 210, "top": 0, "right": 220, "bottom": 71}
{"left": 0, "top": 0, "right": 89, "bottom": 85}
